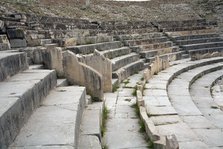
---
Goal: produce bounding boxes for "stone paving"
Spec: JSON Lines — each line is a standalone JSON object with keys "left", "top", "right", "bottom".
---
{"left": 104, "top": 71, "right": 149, "bottom": 149}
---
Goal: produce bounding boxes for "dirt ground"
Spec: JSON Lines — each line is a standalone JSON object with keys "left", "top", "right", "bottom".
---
{"left": 0, "top": 0, "right": 222, "bottom": 27}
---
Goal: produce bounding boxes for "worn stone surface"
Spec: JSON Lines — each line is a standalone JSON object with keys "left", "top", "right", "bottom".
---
{"left": 0, "top": 69, "right": 57, "bottom": 148}
{"left": 79, "top": 135, "right": 101, "bottom": 149}
{"left": 10, "top": 86, "right": 86, "bottom": 148}
{"left": 193, "top": 129, "right": 223, "bottom": 147}
{"left": 80, "top": 105, "right": 101, "bottom": 140}
{"left": 156, "top": 122, "right": 198, "bottom": 142}
{"left": 104, "top": 72, "right": 148, "bottom": 149}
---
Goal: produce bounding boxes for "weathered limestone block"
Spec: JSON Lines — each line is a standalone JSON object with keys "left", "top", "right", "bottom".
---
{"left": 0, "top": 69, "right": 57, "bottom": 148}
{"left": 139, "top": 106, "right": 160, "bottom": 141}
{"left": 143, "top": 56, "right": 169, "bottom": 81}
{"left": 0, "top": 52, "right": 28, "bottom": 81}
{"left": 63, "top": 51, "right": 104, "bottom": 100}
{"left": 0, "top": 35, "right": 11, "bottom": 50}
{"left": 43, "top": 44, "right": 64, "bottom": 77}
{"left": 79, "top": 50, "right": 112, "bottom": 92}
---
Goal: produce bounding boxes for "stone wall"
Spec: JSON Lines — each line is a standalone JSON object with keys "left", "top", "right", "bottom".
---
{"left": 63, "top": 51, "right": 104, "bottom": 100}
{"left": 79, "top": 50, "right": 112, "bottom": 92}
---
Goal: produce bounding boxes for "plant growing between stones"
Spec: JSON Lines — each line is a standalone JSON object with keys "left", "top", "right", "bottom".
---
{"left": 131, "top": 103, "right": 153, "bottom": 149}
{"left": 112, "top": 84, "right": 119, "bottom": 92}
{"left": 101, "top": 106, "right": 109, "bottom": 137}
{"left": 132, "top": 86, "right": 137, "bottom": 96}
{"left": 123, "top": 79, "right": 130, "bottom": 85}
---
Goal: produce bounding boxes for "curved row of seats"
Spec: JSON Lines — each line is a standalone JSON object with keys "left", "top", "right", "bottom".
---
{"left": 143, "top": 57, "right": 223, "bottom": 148}
{"left": 157, "top": 20, "right": 223, "bottom": 60}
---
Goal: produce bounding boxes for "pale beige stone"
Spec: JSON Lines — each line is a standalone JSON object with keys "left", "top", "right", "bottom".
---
{"left": 63, "top": 51, "right": 103, "bottom": 100}
{"left": 79, "top": 49, "right": 112, "bottom": 92}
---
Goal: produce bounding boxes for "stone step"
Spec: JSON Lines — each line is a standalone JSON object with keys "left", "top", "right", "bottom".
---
{"left": 9, "top": 86, "right": 86, "bottom": 149}
{"left": 189, "top": 46, "right": 223, "bottom": 56}
{"left": 140, "top": 46, "right": 178, "bottom": 58}
{"left": 162, "top": 26, "right": 209, "bottom": 32}
{"left": 0, "top": 51, "right": 28, "bottom": 81}
{"left": 0, "top": 69, "right": 57, "bottom": 148}
{"left": 112, "top": 59, "right": 144, "bottom": 82}
{"left": 111, "top": 53, "right": 140, "bottom": 71}
{"left": 125, "top": 37, "right": 168, "bottom": 46}
{"left": 146, "top": 51, "right": 182, "bottom": 63}
{"left": 79, "top": 102, "right": 103, "bottom": 149}
{"left": 169, "top": 62, "right": 223, "bottom": 116}
{"left": 181, "top": 41, "right": 223, "bottom": 51}
{"left": 176, "top": 37, "right": 223, "bottom": 46}
{"left": 140, "top": 41, "right": 173, "bottom": 51}
{"left": 166, "top": 29, "right": 217, "bottom": 38}
{"left": 143, "top": 57, "right": 223, "bottom": 148}
{"left": 115, "top": 32, "right": 163, "bottom": 41}
{"left": 100, "top": 47, "right": 131, "bottom": 59}
{"left": 66, "top": 41, "right": 123, "bottom": 55}
{"left": 172, "top": 33, "right": 219, "bottom": 41}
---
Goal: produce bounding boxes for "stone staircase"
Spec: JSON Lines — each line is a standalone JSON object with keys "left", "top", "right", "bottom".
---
{"left": 157, "top": 20, "right": 223, "bottom": 59}
{"left": 0, "top": 50, "right": 104, "bottom": 149}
